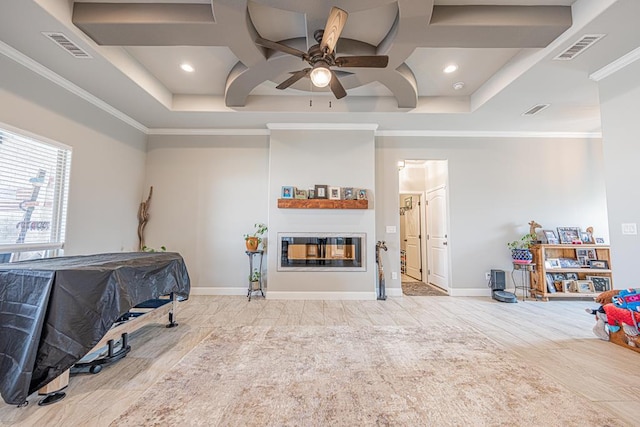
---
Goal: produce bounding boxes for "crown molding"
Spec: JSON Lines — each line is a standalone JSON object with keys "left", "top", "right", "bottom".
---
{"left": 148, "top": 128, "right": 270, "bottom": 136}
{"left": 375, "top": 130, "right": 602, "bottom": 139}
{"left": 266, "top": 123, "right": 379, "bottom": 131}
{"left": 590, "top": 46, "right": 640, "bottom": 82}
{"left": 0, "top": 40, "right": 148, "bottom": 134}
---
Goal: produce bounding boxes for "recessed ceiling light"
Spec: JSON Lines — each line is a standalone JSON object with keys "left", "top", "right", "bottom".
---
{"left": 443, "top": 64, "right": 458, "bottom": 74}
{"left": 180, "top": 63, "right": 194, "bottom": 72}
{"left": 452, "top": 82, "right": 465, "bottom": 90}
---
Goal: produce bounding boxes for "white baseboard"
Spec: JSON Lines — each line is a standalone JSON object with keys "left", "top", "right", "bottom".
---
{"left": 448, "top": 288, "right": 492, "bottom": 297}
{"left": 190, "top": 287, "right": 246, "bottom": 296}
{"left": 267, "top": 291, "right": 377, "bottom": 300}
{"left": 385, "top": 287, "right": 403, "bottom": 297}
{"left": 190, "top": 286, "right": 488, "bottom": 298}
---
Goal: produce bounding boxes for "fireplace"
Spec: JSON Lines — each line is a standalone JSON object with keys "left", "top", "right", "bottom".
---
{"left": 278, "top": 233, "right": 366, "bottom": 271}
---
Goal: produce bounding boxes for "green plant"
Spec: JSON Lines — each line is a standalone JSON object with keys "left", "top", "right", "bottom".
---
{"left": 244, "top": 223, "right": 267, "bottom": 244}
{"left": 142, "top": 245, "right": 167, "bottom": 252}
{"left": 249, "top": 268, "right": 261, "bottom": 282}
{"left": 507, "top": 233, "right": 536, "bottom": 251}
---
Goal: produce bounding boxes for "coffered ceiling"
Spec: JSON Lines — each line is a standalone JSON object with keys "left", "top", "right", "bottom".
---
{"left": 1, "top": 0, "right": 639, "bottom": 133}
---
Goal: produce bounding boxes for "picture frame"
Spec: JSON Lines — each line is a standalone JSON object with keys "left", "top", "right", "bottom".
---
{"left": 580, "top": 231, "right": 593, "bottom": 244}
{"left": 562, "top": 279, "right": 575, "bottom": 293}
{"left": 575, "top": 280, "right": 595, "bottom": 293}
{"left": 578, "top": 256, "right": 589, "bottom": 266}
{"left": 545, "top": 273, "right": 556, "bottom": 293}
{"left": 328, "top": 186, "right": 341, "bottom": 200}
{"left": 594, "top": 237, "right": 605, "bottom": 244}
{"left": 576, "top": 248, "right": 597, "bottom": 261}
{"left": 294, "top": 188, "right": 308, "bottom": 199}
{"left": 589, "top": 259, "right": 609, "bottom": 269}
{"left": 314, "top": 185, "right": 328, "bottom": 199}
{"left": 342, "top": 187, "right": 355, "bottom": 200}
{"left": 545, "top": 258, "right": 561, "bottom": 269}
{"left": 586, "top": 276, "right": 611, "bottom": 292}
{"left": 552, "top": 273, "right": 566, "bottom": 283}
{"left": 404, "top": 197, "right": 412, "bottom": 210}
{"left": 565, "top": 272, "right": 579, "bottom": 281}
{"left": 357, "top": 189, "right": 367, "bottom": 200}
{"left": 543, "top": 229, "right": 559, "bottom": 245}
{"left": 281, "top": 186, "right": 294, "bottom": 199}
{"left": 559, "top": 258, "right": 581, "bottom": 268}
{"left": 557, "top": 227, "right": 581, "bottom": 244}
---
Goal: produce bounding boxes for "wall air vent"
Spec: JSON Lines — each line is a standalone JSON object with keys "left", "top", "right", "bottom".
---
{"left": 522, "top": 104, "right": 550, "bottom": 116}
{"left": 42, "top": 32, "right": 92, "bottom": 59}
{"left": 553, "top": 34, "right": 605, "bottom": 61}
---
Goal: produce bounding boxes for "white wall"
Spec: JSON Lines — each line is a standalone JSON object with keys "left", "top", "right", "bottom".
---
{"left": 144, "top": 135, "right": 269, "bottom": 292}
{"left": 376, "top": 136, "right": 609, "bottom": 295}
{"left": 598, "top": 59, "right": 640, "bottom": 287}
{"left": 267, "top": 127, "right": 377, "bottom": 298}
{"left": 0, "top": 54, "right": 147, "bottom": 255}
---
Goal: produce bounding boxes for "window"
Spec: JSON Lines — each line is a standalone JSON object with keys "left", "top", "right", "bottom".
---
{"left": 0, "top": 126, "right": 71, "bottom": 262}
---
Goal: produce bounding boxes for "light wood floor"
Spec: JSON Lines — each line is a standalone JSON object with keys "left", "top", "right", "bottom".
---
{"left": 1, "top": 295, "right": 638, "bottom": 426}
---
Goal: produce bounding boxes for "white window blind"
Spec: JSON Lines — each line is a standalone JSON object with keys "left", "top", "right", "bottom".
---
{"left": 0, "top": 127, "right": 71, "bottom": 260}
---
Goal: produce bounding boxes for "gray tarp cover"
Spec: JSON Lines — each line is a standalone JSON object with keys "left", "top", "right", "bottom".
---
{"left": 0, "top": 252, "right": 190, "bottom": 405}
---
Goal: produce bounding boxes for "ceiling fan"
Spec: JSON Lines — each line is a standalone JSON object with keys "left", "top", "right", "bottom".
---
{"left": 255, "top": 6, "right": 389, "bottom": 99}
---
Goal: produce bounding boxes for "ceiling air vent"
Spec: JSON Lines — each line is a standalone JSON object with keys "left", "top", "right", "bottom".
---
{"left": 522, "top": 104, "right": 550, "bottom": 116}
{"left": 553, "top": 34, "right": 605, "bottom": 61}
{"left": 42, "top": 32, "right": 92, "bottom": 59}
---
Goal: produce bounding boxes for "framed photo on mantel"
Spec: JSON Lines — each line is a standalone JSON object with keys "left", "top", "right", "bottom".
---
{"left": 314, "top": 185, "right": 328, "bottom": 199}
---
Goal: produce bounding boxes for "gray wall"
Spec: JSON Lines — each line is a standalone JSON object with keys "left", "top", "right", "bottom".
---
{"left": 598, "top": 59, "right": 640, "bottom": 287}
{"left": 376, "top": 136, "right": 609, "bottom": 294}
{"left": 144, "top": 135, "right": 269, "bottom": 293}
{"left": 145, "top": 133, "right": 609, "bottom": 296}
{"left": 267, "top": 128, "right": 377, "bottom": 298}
{"left": 0, "top": 54, "right": 147, "bottom": 255}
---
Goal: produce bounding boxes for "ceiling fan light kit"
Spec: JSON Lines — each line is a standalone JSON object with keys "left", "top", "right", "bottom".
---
{"left": 310, "top": 64, "right": 332, "bottom": 88}
{"left": 255, "top": 6, "right": 389, "bottom": 100}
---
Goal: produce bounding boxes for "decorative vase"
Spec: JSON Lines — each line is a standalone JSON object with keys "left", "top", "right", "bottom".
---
{"left": 245, "top": 237, "right": 259, "bottom": 251}
{"left": 511, "top": 248, "right": 533, "bottom": 264}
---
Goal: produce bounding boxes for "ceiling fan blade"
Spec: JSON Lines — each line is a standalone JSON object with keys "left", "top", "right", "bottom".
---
{"left": 320, "top": 7, "right": 348, "bottom": 54}
{"left": 255, "top": 37, "right": 308, "bottom": 59}
{"left": 335, "top": 55, "right": 389, "bottom": 68}
{"left": 329, "top": 70, "right": 347, "bottom": 99}
{"left": 276, "top": 68, "right": 311, "bottom": 90}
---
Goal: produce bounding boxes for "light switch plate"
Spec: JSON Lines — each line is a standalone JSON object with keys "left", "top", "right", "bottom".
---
{"left": 622, "top": 223, "right": 637, "bottom": 235}
{"left": 391, "top": 272, "right": 398, "bottom": 280}
{"left": 386, "top": 226, "right": 396, "bottom": 233}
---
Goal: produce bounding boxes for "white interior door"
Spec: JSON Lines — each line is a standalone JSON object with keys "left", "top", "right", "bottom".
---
{"left": 427, "top": 188, "right": 449, "bottom": 289}
{"left": 404, "top": 194, "right": 422, "bottom": 281}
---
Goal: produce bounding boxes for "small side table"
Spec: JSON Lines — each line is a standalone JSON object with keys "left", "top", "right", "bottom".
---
{"left": 245, "top": 250, "right": 264, "bottom": 301}
{"left": 512, "top": 262, "right": 535, "bottom": 301}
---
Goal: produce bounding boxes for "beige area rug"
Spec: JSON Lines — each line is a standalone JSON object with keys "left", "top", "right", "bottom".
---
{"left": 402, "top": 281, "right": 448, "bottom": 296}
{"left": 112, "top": 326, "right": 621, "bottom": 426}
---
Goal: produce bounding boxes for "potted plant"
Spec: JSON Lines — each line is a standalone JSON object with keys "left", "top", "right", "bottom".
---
{"left": 507, "top": 233, "right": 536, "bottom": 264}
{"left": 249, "top": 268, "right": 261, "bottom": 290}
{"left": 244, "top": 222, "right": 267, "bottom": 251}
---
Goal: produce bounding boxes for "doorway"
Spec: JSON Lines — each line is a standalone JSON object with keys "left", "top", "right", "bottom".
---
{"left": 399, "top": 160, "right": 450, "bottom": 296}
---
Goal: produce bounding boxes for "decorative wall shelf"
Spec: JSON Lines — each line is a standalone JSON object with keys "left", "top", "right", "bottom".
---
{"left": 277, "top": 199, "right": 368, "bottom": 209}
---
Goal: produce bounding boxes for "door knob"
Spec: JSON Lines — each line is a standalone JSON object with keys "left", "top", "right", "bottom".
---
{"left": 443, "top": 242, "right": 448, "bottom": 246}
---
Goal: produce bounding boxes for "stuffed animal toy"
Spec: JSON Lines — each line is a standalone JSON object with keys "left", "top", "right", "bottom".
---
{"left": 595, "top": 289, "right": 619, "bottom": 305}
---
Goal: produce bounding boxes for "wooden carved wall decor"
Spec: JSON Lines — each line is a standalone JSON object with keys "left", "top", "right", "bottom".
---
{"left": 137, "top": 186, "right": 153, "bottom": 250}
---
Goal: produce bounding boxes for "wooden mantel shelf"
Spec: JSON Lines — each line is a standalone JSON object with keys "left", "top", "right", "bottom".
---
{"left": 277, "top": 199, "right": 368, "bottom": 209}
